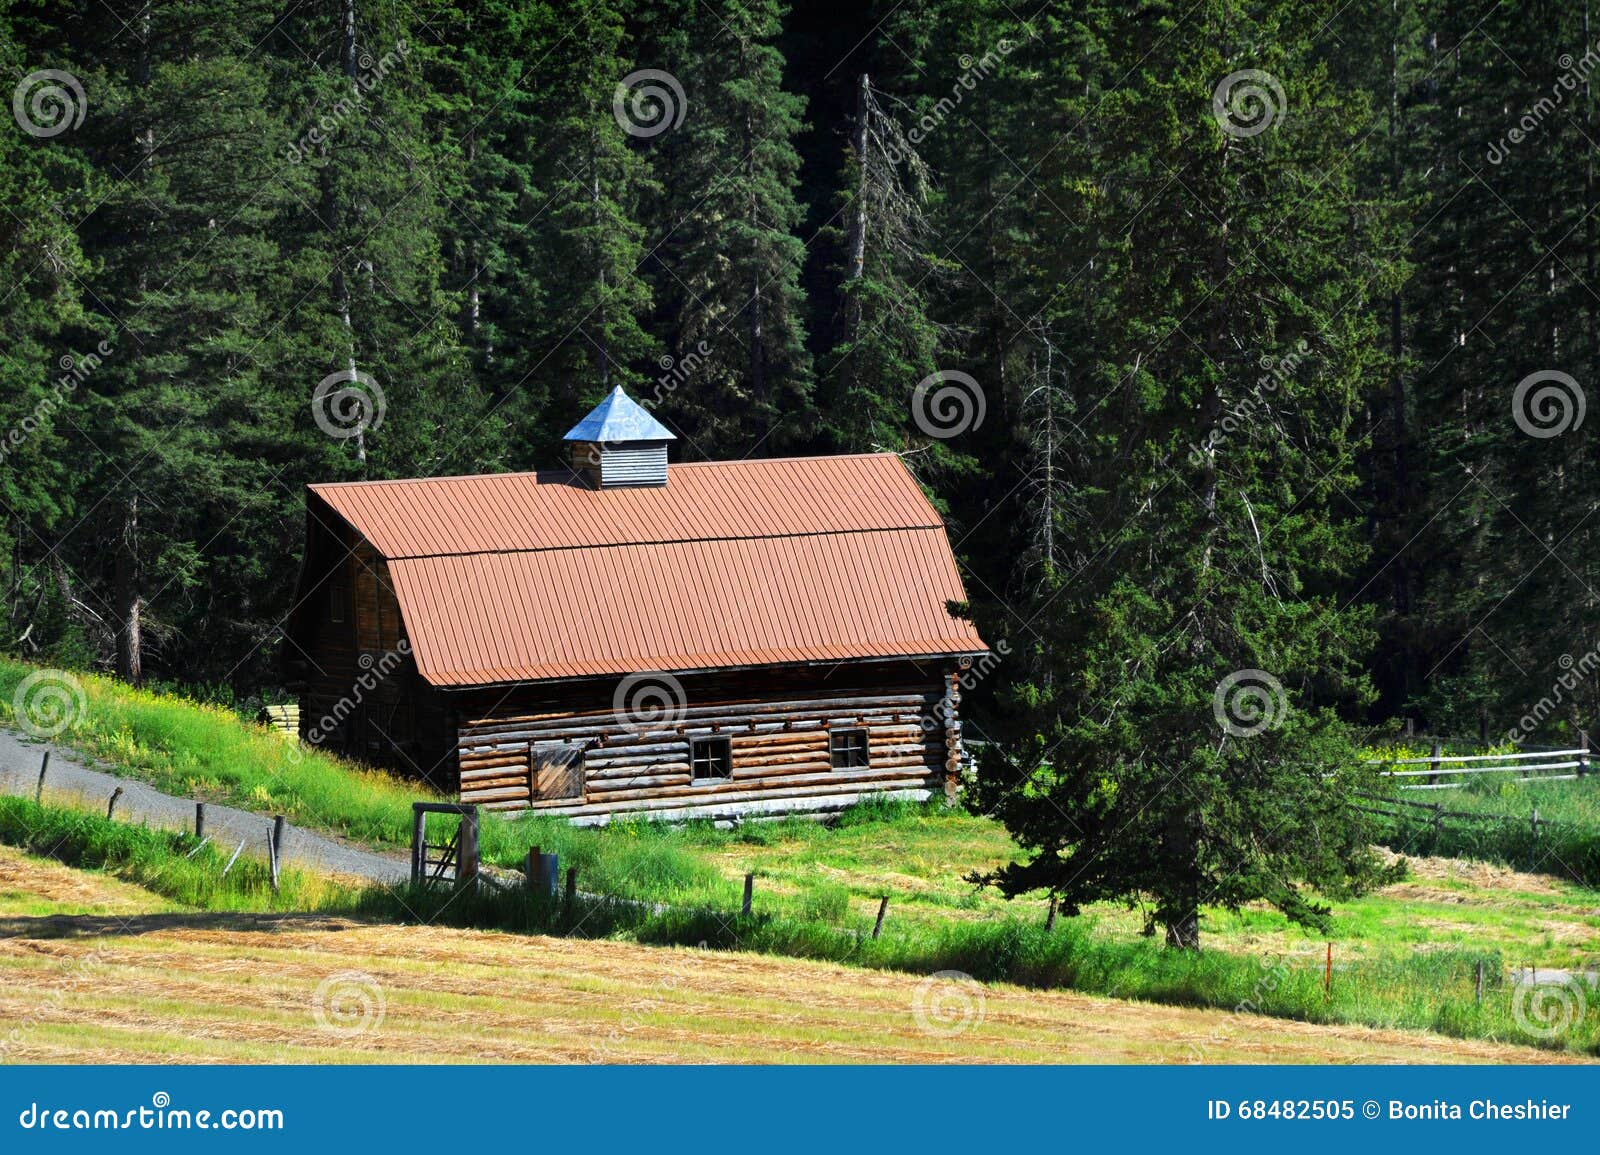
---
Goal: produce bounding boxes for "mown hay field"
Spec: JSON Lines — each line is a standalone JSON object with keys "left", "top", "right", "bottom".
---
{"left": 0, "top": 846, "right": 1589, "bottom": 1066}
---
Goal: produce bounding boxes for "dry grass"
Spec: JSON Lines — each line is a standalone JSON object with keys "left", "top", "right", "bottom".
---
{"left": 0, "top": 848, "right": 1589, "bottom": 1065}
{"left": 0, "top": 845, "right": 177, "bottom": 917}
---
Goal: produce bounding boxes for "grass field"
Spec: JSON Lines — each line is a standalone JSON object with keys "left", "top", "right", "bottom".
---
{"left": 4, "top": 659, "right": 1599, "bottom": 1055}
{"left": 0, "top": 844, "right": 1585, "bottom": 1065}
{"left": 0, "top": 796, "right": 361, "bottom": 914}
{"left": 0, "top": 657, "right": 428, "bottom": 844}
{"left": 1367, "top": 775, "right": 1600, "bottom": 885}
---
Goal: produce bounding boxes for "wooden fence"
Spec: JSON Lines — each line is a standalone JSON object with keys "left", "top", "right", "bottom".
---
{"left": 1366, "top": 744, "right": 1590, "bottom": 790}
{"left": 1352, "top": 790, "right": 1562, "bottom": 840}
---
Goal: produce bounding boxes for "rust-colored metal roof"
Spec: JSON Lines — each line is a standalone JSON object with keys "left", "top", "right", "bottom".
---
{"left": 309, "top": 454, "right": 943, "bottom": 557}
{"left": 309, "top": 454, "right": 986, "bottom": 687}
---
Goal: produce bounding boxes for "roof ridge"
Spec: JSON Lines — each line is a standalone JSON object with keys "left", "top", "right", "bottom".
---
{"left": 306, "top": 452, "right": 904, "bottom": 491}
{"left": 381, "top": 522, "right": 947, "bottom": 562}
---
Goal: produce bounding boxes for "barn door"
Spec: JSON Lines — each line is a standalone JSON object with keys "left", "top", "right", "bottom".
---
{"left": 529, "top": 743, "right": 584, "bottom": 802}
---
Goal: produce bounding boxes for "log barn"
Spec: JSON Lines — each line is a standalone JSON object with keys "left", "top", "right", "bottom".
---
{"left": 284, "top": 387, "right": 988, "bottom": 824}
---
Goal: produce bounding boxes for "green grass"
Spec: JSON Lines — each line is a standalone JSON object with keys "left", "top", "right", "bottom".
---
{"left": 4, "top": 656, "right": 1599, "bottom": 1054}
{"left": 363, "top": 878, "right": 1600, "bottom": 1056}
{"left": 1368, "top": 776, "right": 1600, "bottom": 886}
{"left": 0, "top": 656, "right": 431, "bottom": 844}
{"left": 0, "top": 795, "right": 358, "bottom": 912}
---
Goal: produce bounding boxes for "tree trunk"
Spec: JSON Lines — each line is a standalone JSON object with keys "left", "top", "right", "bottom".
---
{"left": 114, "top": 496, "right": 142, "bottom": 684}
{"left": 1161, "top": 803, "right": 1202, "bottom": 950}
{"left": 847, "top": 74, "right": 869, "bottom": 285}
{"left": 590, "top": 131, "right": 611, "bottom": 390}
{"left": 1164, "top": 907, "right": 1201, "bottom": 950}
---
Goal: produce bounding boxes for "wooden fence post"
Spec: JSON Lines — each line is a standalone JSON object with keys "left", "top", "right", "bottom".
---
{"left": 525, "top": 845, "right": 542, "bottom": 891}
{"left": 1045, "top": 896, "right": 1058, "bottom": 932}
{"left": 742, "top": 872, "right": 754, "bottom": 916}
{"left": 194, "top": 802, "right": 206, "bottom": 840}
{"left": 458, "top": 807, "right": 479, "bottom": 891}
{"left": 410, "top": 806, "right": 427, "bottom": 887}
{"left": 1578, "top": 731, "right": 1589, "bottom": 779}
{"left": 1428, "top": 739, "right": 1442, "bottom": 787}
{"left": 1432, "top": 803, "right": 1443, "bottom": 841}
{"left": 872, "top": 896, "right": 890, "bottom": 939}
{"left": 34, "top": 751, "right": 48, "bottom": 804}
{"left": 106, "top": 786, "right": 123, "bottom": 820}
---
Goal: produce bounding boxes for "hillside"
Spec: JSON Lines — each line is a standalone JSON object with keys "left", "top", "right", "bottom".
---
{"left": 0, "top": 845, "right": 1584, "bottom": 1066}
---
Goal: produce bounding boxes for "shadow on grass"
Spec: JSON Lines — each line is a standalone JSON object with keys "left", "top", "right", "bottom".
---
{"left": 0, "top": 909, "right": 366, "bottom": 940}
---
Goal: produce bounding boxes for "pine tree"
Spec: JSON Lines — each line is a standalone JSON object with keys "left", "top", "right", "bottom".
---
{"left": 820, "top": 73, "right": 953, "bottom": 457}
{"left": 1399, "top": 0, "right": 1600, "bottom": 739}
{"left": 413, "top": 0, "right": 556, "bottom": 467}
{"left": 645, "top": 0, "right": 814, "bottom": 456}
{"left": 0, "top": 4, "right": 92, "bottom": 658}
{"left": 494, "top": 0, "right": 660, "bottom": 465}
{"left": 273, "top": 0, "right": 502, "bottom": 483}
{"left": 36, "top": 0, "right": 327, "bottom": 682}
{"left": 969, "top": 0, "right": 1404, "bottom": 948}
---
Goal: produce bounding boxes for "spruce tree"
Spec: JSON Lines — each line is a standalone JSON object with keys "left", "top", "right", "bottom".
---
{"left": 969, "top": 0, "right": 1403, "bottom": 948}
{"left": 645, "top": 0, "right": 814, "bottom": 455}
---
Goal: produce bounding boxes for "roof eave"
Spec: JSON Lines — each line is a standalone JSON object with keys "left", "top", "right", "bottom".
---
{"left": 425, "top": 648, "right": 994, "bottom": 692}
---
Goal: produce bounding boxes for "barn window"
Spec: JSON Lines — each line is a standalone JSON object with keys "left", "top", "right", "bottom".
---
{"left": 830, "top": 728, "right": 869, "bottom": 769}
{"left": 330, "top": 579, "right": 347, "bottom": 623}
{"left": 691, "top": 737, "right": 731, "bottom": 781}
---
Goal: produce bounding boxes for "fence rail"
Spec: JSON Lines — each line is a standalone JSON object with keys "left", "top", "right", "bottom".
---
{"left": 1352, "top": 790, "right": 1560, "bottom": 840}
{"left": 1364, "top": 743, "right": 1590, "bottom": 790}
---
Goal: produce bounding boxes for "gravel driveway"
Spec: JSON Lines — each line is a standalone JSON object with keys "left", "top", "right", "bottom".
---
{"left": 0, "top": 728, "right": 409, "bottom": 884}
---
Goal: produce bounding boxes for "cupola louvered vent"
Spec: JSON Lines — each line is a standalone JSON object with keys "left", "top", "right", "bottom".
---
{"left": 562, "top": 387, "right": 676, "bottom": 489}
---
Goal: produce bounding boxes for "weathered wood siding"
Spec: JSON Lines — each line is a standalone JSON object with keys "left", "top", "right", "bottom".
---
{"left": 453, "top": 661, "right": 963, "bottom": 822}
{"left": 292, "top": 514, "right": 456, "bottom": 788}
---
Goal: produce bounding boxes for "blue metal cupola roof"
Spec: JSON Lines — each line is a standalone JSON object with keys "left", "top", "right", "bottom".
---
{"left": 562, "top": 386, "right": 677, "bottom": 443}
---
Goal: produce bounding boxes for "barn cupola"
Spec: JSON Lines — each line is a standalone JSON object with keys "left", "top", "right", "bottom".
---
{"left": 562, "top": 386, "right": 676, "bottom": 488}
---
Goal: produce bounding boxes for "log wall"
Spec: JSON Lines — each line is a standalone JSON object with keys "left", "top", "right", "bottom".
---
{"left": 292, "top": 514, "right": 456, "bottom": 789}
{"left": 453, "top": 661, "right": 963, "bottom": 822}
